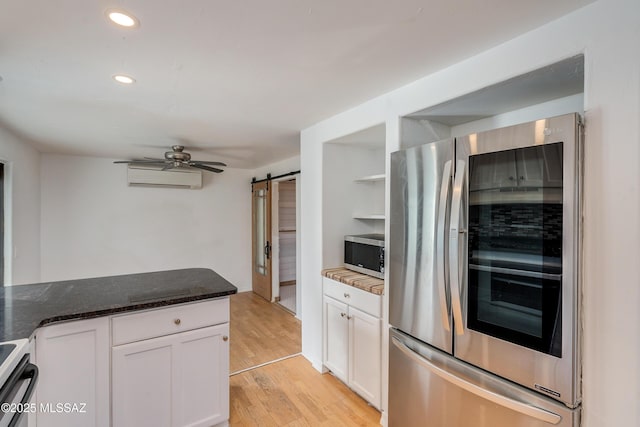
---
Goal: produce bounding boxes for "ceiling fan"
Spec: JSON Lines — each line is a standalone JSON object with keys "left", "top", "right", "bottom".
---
{"left": 114, "top": 145, "right": 226, "bottom": 173}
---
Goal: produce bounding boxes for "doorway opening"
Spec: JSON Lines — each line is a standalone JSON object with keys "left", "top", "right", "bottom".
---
{"left": 272, "top": 179, "right": 297, "bottom": 314}
{"left": 251, "top": 171, "right": 300, "bottom": 317}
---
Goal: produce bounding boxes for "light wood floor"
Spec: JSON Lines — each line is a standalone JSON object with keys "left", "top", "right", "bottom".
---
{"left": 230, "top": 291, "right": 301, "bottom": 373}
{"left": 229, "top": 291, "right": 381, "bottom": 426}
{"left": 230, "top": 355, "right": 381, "bottom": 426}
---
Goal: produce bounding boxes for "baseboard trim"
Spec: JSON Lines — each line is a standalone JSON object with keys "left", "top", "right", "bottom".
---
{"left": 380, "top": 410, "right": 388, "bottom": 427}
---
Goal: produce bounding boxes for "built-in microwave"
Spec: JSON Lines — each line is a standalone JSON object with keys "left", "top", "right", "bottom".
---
{"left": 344, "top": 234, "right": 385, "bottom": 279}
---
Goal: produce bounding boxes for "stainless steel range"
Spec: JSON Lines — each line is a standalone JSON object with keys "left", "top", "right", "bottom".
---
{"left": 0, "top": 339, "right": 38, "bottom": 427}
{"left": 388, "top": 113, "right": 582, "bottom": 426}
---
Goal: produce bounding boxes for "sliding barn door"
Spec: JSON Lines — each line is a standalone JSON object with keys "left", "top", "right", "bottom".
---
{"left": 252, "top": 181, "right": 272, "bottom": 301}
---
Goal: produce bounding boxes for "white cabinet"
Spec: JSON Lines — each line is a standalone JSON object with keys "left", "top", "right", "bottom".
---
{"left": 323, "top": 296, "right": 349, "bottom": 382}
{"left": 348, "top": 306, "right": 381, "bottom": 406}
{"left": 111, "top": 298, "right": 230, "bottom": 427}
{"left": 33, "top": 298, "right": 230, "bottom": 427}
{"left": 34, "top": 317, "right": 110, "bottom": 427}
{"left": 322, "top": 277, "right": 381, "bottom": 409}
{"left": 112, "top": 324, "right": 229, "bottom": 427}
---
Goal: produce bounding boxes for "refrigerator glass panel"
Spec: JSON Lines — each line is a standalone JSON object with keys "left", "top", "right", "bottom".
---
{"left": 468, "top": 267, "right": 562, "bottom": 356}
{"left": 466, "top": 142, "right": 564, "bottom": 357}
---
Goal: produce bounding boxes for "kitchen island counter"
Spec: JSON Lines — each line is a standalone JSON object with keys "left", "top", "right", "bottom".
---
{"left": 0, "top": 268, "right": 237, "bottom": 342}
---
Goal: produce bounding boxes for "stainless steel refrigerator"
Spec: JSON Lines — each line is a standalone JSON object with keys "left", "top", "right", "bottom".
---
{"left": 388, "top": 113, "right": 582, "bottom": 426}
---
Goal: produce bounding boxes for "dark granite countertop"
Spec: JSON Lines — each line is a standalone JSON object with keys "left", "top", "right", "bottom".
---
{"left": 0, "top": 268, "right": 237, "bottom": 342}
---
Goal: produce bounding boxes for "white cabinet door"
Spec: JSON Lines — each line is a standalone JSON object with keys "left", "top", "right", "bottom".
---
{"left": 35, "top": 317, "right": 110, "bottom": 427}
{"left": 112, "top": 324, "right": 229, "bottom": 427}
{"left": 348, "top": 306, "right": 381, "bottom": 409}
{"left": 323, "top": 296, "right": 348, "bottom": 382}
{"left": 112, "top": 334, "right": 173, "bottom": 427}
{"left": 173, "top": 324, "right": 229, "bottom": 427}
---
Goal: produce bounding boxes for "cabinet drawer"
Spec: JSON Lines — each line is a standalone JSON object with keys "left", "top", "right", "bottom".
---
{"left": 112, "top": 298, "right": 229, "bottom": 345}
{"left": 323, "top": 277, "right": 381, "bottom": 317}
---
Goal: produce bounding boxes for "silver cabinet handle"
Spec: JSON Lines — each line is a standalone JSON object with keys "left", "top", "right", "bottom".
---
{"left": 223, "top": 336, "right": 229, "bottom": 342}
{"left": 391, "top": 337, "right": 562, "bottom": 425}
{"left": 449, "top": 160, "right": 466, "bottom": 336}
{"left": 340, "top": 312, "right": 346, "bottom": 318}
{"left": 347, "top": 315, "right": 352, "bottom": 320}
{"left": 343, "top": 293, "right": 350, "bottom": 298}
{"left": 436, "top": 160, "right": 452, "bottom": 332}
{"left": 174, "top": 318, "right": 181, "bottom": 325}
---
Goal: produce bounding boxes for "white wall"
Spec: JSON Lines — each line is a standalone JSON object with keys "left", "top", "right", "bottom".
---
{"left": 251, "top": 155, "right": 300, "bottom": 180}
{"left": 322, "top": 144, "right": 385, "bottom": 268}
{"left": 450, "top": 93, "right": 585, "bottom": 137}
{"left": 301, "top": 0, "right": 640, "bottom": 425}
{"left": 0, "top": 127, "right": 41, "bottom": 285}
{"left": 40, "top": 154, "right": 253, "bottom": 291}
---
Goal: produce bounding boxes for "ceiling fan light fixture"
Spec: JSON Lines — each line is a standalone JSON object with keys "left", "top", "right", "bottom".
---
{"left": 106, "top": 9, "right": 140, "bottom": 28}
{"left": 113, "top": 74, "right": 136, "bottom": 85}
{"left": 113, "top": 146, "right": 226, "bottom": 174}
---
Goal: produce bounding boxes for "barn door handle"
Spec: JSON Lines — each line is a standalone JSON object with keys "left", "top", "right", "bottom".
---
{"left": 264, "top": 241, "right": 271, "bottom": 259}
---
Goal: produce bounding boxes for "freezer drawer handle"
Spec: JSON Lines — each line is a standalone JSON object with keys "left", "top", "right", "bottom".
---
{"left": 391, "top": 337, "right": 562, "bottom": 425}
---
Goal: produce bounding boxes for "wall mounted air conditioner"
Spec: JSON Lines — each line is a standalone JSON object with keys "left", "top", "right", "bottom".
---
{"left": 127, "top": 165, "right": 202, "bottom": 189}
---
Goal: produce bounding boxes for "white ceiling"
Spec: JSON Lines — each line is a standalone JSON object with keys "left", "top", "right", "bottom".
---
{"left": 0, "top": 0, "right": 594, "bottom": 169}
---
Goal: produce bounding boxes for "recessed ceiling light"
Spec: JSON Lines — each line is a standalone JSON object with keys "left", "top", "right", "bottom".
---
{"left": 113, "top": 74, "right": 136, "bottom": 85}
{"left": 106, "top": 9, "right": 140, "bottom": 28}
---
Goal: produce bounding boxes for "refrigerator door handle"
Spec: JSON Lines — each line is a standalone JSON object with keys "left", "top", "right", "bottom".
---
{"left": 436, "top": 160, "right": 452, "bottom": 332}
{"left": 391, "top": 337, "right": 562, "bottom": 425}
{"left": 449, "top": 160, "right": 466, "bottom": 336}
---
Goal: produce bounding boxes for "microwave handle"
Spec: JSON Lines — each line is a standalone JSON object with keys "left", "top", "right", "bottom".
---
{"left": 449, "top": 160, "right": 466, "bottom": 336}
{"left": 436, "top": 160, "right": 452, "bottom": 332}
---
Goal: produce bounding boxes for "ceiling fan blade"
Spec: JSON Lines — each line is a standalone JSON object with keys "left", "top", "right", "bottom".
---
{"left": 191, "top": 160, "right": 227, "bottom": 167}
{"left": 188, "top": 163, "right": 224, "bottom": 173}
{"left": 113, "top": 159, "right": 166, "bottom": 164}
{"left": 144, "top": 157, "right": 167, "bottom": 161}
